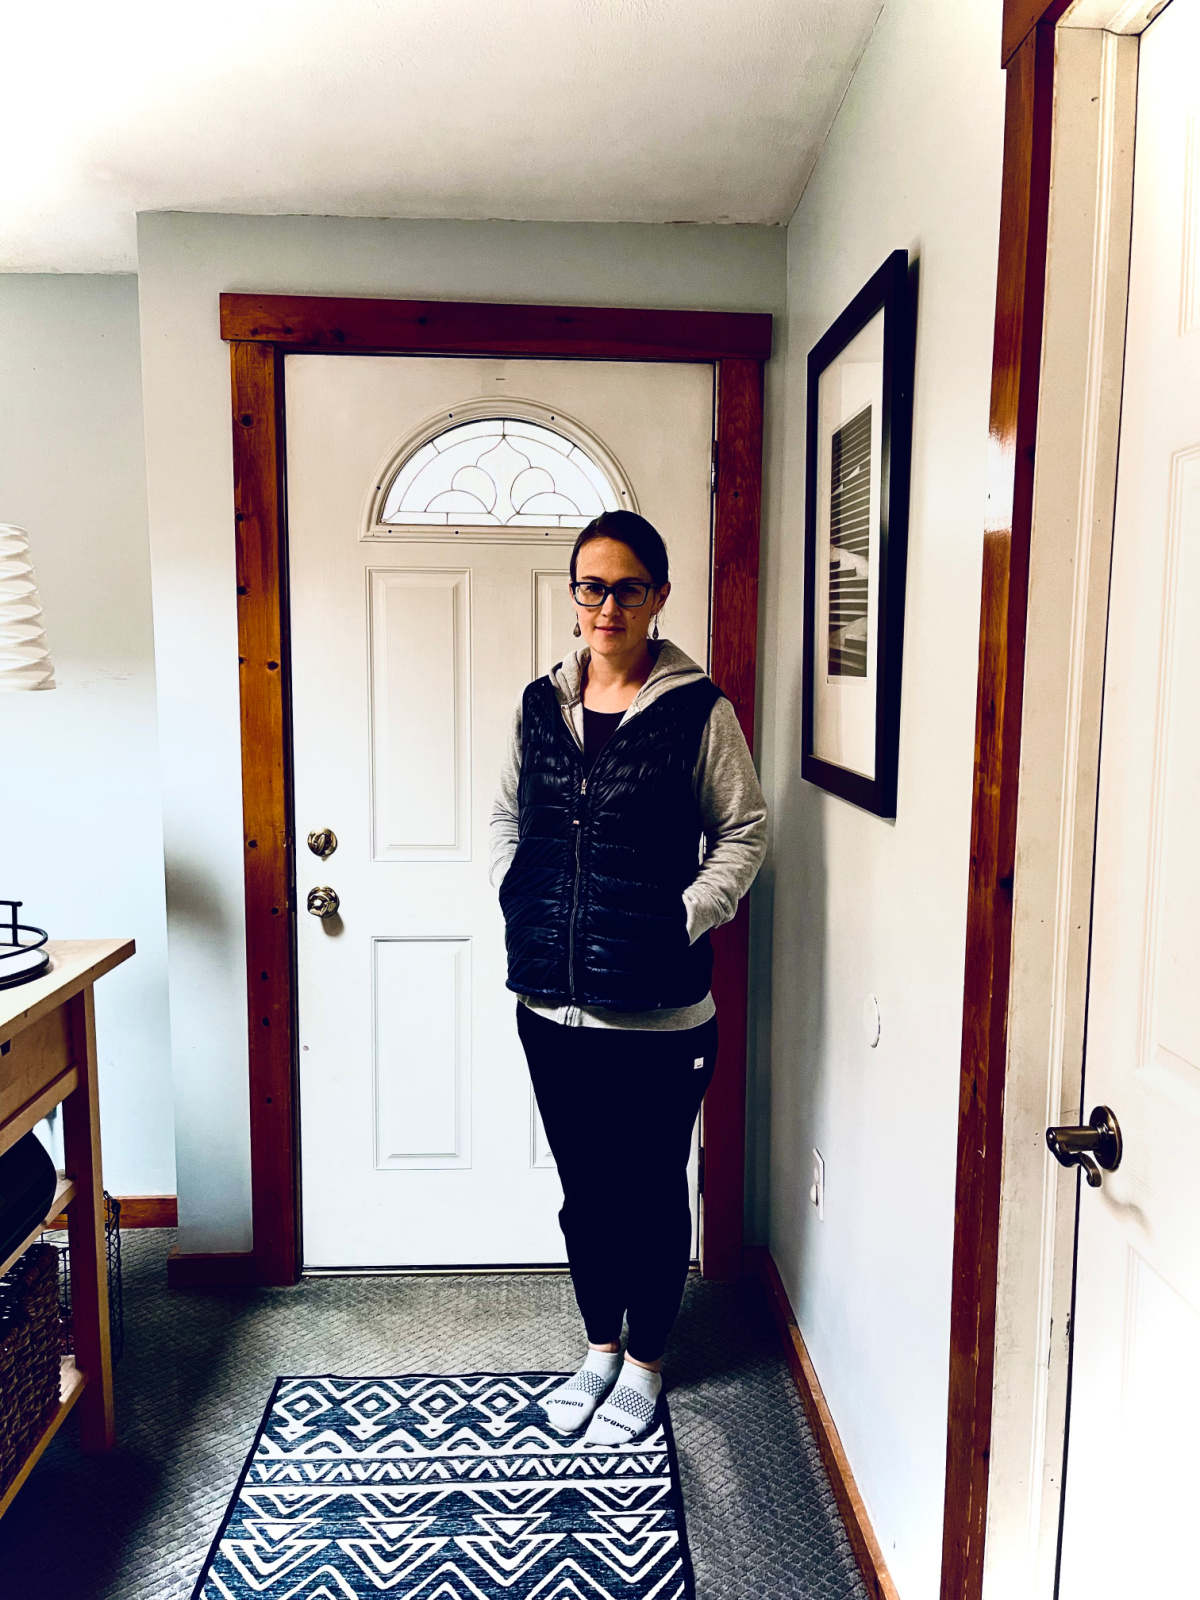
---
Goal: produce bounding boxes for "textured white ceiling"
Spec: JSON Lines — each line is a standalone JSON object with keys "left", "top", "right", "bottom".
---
{"left": 1, "top": 0, "right": 883, "bottom": 272}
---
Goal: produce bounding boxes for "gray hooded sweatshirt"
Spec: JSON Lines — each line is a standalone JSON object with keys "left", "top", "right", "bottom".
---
{"left": 489, "top": 641, "right": 767, "bottom": 1030}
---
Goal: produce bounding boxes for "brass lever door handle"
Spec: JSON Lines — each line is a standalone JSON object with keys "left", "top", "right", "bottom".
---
{"left": 1046, "top": 1105, "right": 1122, "bottom": 1188}
{"left": 307, "top": 886, "right": 340, "bottom": 919}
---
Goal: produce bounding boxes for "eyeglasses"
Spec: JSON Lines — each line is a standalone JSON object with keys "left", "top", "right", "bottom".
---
{"left": 570, "top": 580, "right": 654, "bottom": 609}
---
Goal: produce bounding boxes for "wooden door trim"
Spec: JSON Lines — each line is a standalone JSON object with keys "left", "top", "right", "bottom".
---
{"left": 704, "top": 357, "right": 764, "bottom": 1280}
{"left": 940, "top": 8, "right": 1058, "bottom": 1596}
{"left": 220, "top": 294, "right": 773, "bottom": 363}
{"left": 1001, "top": 0, "right": 1072, "bottom": 65}
{"left": 224, "top": 296, "right": 771, "bottom": 1286}
{"left": 229, "top": 339, "right": 299, "bottom": 1290}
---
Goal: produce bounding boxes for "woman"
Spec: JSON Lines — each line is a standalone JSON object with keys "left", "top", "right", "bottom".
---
{"left": 490, "top": 510, "right": 766, "bottom": 1443}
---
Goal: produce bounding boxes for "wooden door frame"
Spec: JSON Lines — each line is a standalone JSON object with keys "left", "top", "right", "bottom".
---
{"left": 939, "top": 16, "right": 1059, "bottom": 1591}
{"left": 220, "top": 292, "right": 771, "bottom": 1288}
{"left": 941, "top": 2, "right": 1157, "bottom": 1595}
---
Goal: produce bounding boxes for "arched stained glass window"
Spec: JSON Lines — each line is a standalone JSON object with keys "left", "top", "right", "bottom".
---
{"left": 380, "top": 418, "right": 623, "bottom": 528}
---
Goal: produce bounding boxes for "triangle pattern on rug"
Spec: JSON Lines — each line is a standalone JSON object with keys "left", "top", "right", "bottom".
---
{"left": 586, "top": 1510, "right": 670, "bottom": 1539}
{"left": 393, "top": 1561, "right": 492, "bottom": 1599}
{"left": 193, "top": 1374, "right": 694, "bottom": 1599}
{"left": 460, "top": 1485, "right": 562, "bottom": 1516}
{"left": 239, "top": 1489, "right": 344, "bottom": 1521}
{"left": 352, "top": 1513, "right": 439, "bottom": 1541}
{"left": 469, "top": 1511, "right": 552, "bottom": 1540}
{"left": 575, "top": 1482, "right": 673, "bottom": 1514}
{"left": 222, "top": 1528, "right": 330, "bottom": 1586}
{"left": 574, "top": 1531, "right": 679, "bottom": 1585}
{"left": 339, "top": 1532, "right": 449, "bottom": 1582}
{"left": 518, "top": 1557, "right": 634, "bottom": 1598}
{"left": 251, "top": 1564, "right": 360, "bottom": 1599}
{"left": 347, "top": 1489, "right": 453, "bottom": 1519}
{"left": 454, "top": 1532, "right": 566, "bottom": 1584}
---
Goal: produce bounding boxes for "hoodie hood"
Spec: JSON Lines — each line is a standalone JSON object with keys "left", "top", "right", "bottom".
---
{"left": 548, "top": 640, "right": 708, "bottom": 723}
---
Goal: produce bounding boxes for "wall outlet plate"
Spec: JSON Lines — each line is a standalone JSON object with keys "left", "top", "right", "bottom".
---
{"left": 810, "top": 1148, "right": 825, "bottom": 1220}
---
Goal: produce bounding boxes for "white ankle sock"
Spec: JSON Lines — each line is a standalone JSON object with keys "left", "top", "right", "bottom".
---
{"left": 583, "top": 1360, "right": 662, "bottom": 1445}
{"left": 540, "top": 1348, "right": 622, "bottom": 1433}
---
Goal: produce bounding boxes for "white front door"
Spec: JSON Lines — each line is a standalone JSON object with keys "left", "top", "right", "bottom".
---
{"left": 285, "top": 354, "right": 714, "bottom": 1267}
{"left": 1057, "top": 4, "right": 1200, "bottom": 1593}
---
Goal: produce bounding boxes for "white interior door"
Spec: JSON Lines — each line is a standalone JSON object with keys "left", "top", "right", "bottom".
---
{"left": 286, "top": 355, "right": 714, "bottom": 1267}
{"left": 1057, "top": 5, "right": 1200, "bottom": 1593}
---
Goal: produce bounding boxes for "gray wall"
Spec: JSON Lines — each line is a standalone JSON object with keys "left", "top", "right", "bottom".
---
{"left": 135, "top": 212, "right": 787, "bottom": 1253}
{"left": 760, "top": 0, "right": 1005, "bottom": 1592}
{"left": 0, "top": 274, "right": 174, "bottom": 1196}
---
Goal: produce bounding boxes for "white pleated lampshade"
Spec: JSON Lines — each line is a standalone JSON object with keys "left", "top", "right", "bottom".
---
{"left": 0, "top": 524, "right": 56, "bottom": 691}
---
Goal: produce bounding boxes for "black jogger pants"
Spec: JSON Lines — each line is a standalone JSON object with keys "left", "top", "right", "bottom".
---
{"left": 516, "top": 1002, "right": 718, "bottom": 1365}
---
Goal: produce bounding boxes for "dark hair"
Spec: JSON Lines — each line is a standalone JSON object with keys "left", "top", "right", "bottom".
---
{"left": 569, "top": 511, "right": 669, "bottom": 589}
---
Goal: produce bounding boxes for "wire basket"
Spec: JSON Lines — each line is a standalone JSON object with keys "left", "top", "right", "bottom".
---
{"left": 0, "top": 1244, "right": 62, "bottom": 1495}
{"left": 48, "top": 1193, "right": 124, "bottom": 1365}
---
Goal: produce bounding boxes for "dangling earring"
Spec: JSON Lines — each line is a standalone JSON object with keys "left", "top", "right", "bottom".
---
{"left": 652, "top": 615, "right": 660, "bottom": 641}
{"left": 573, "top": 619, "right": 581, "bottom": 637}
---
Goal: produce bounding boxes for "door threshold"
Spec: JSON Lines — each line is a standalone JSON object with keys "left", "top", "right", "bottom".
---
{"left": 303, "top": 1263, "right": 572, "bottom": 1277}
{"left": 303, "top": 1259, "right": 703, "bottom": 1279}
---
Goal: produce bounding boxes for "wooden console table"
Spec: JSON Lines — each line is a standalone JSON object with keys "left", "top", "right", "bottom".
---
{"left": 0, "top": 939, "right": 134, "bottom": 1518}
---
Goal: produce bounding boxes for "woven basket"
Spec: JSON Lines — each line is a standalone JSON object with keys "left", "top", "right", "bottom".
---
{"left": 0, "top": 1244, "right": 63, "bottom": 1495}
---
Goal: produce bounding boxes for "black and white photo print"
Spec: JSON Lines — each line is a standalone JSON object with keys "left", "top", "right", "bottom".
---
{"left": 802, "top": 250, "right": 915, "bottom": 818}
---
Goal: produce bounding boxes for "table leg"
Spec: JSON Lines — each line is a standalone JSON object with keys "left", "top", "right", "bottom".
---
{"left": 62, "top": 985, "right": 114, "bottom": 1452}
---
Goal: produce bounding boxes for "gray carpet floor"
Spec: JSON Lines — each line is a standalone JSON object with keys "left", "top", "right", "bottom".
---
{"left": 0, "top": 1231, "right": 867, "bottom": 1600}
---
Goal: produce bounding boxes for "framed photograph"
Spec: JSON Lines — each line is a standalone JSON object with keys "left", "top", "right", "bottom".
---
{"left": 801, "top": 249, "right": 914, "bottom": 819}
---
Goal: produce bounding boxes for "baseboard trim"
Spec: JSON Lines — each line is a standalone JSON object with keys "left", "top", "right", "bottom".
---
{"left": 116, "top": 1194, "right": 178, "bottom": 1228}
{"left": 48, "top": 1193, "right": 179, "bottom": 1230}
{"left": 166, "top": 1247, "right": 257, "bottom": 1289}
{"left": 747, "top": 1244, "right": 900, "bottom": 1600}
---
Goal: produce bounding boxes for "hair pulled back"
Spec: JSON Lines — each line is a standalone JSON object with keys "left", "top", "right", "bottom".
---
{"left": 569, "top": 511, "right": 669, "bottom": 589}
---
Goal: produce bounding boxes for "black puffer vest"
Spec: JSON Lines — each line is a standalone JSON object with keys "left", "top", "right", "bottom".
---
{"left": 500, "top": 671, "right": 724, "bottom": 1011}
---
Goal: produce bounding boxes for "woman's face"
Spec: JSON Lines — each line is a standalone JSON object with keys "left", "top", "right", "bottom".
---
{"left": 571, "top": 538, "right": 669, "bottom": 664}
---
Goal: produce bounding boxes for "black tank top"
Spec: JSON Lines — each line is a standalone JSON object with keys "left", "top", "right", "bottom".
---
{"left": 582, "top": 706, "right": 625, "bottom": 774}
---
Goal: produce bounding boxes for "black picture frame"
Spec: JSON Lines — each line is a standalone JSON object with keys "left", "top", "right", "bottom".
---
{"left": 801, "top": 249, "right": 914, "bottom": 819}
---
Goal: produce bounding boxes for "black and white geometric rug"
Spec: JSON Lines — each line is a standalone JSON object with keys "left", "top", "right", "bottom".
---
{"left": 190, "top": 1373, "right": 695, "bottom": 1599}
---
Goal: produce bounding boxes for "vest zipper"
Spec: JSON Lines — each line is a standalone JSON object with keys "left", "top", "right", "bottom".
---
{"left": 567, "top": 776, "right": 587, "bottom": 999}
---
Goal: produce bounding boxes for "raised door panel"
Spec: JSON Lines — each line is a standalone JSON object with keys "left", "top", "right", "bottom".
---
{"left": 1142, "top": 451, "right": 1200, "bottom": 1108}
{"left": 374, "top": 938, "right": 471, "bottom": 1169}
{"left": 370, "top": 569, "right": 471, "bottom": 860}
{"left": 1115, "top": 1248, "right": 1200, "bottom": 1545}
{"left": 532, "top": 568, "right": 577, "bottom": 680}
{"left": 1184, "top": 111, "right": 1199, "bottom": 333}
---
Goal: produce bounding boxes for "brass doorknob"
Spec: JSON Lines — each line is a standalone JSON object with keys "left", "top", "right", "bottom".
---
{"left": 307, "top": 828, "right": 338, "bottom": 860}
{"left": 306, "top": 886, "right": 340, "bottom": 919}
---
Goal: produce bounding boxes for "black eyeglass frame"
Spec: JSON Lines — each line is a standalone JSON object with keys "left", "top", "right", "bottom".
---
{"left": 569, "top": 580, "right": 656, "bottom": 609}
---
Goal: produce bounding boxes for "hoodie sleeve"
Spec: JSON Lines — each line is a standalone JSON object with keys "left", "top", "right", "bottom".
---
{"left": 489, "top": 700, "right": 523, "bottom": 888}
{"left": 684, "top": 696, "right": 768, "bottom": 943}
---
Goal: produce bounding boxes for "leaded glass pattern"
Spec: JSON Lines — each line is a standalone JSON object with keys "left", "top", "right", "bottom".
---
{"left": 380, "top": 418, "right": 622, "bottom": 528}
